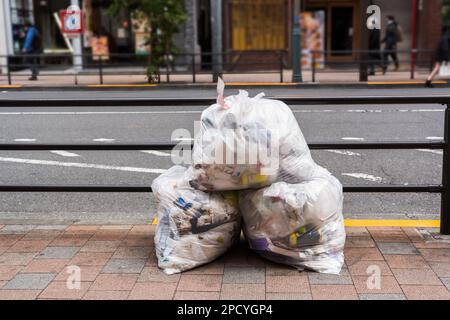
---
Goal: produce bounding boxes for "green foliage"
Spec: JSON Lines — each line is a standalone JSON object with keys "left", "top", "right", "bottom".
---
{"left": 109, "top": 0, "right": 187, "bottom": 83}
{"left": 444, "top": 0, "right": 450, "bottom": 26}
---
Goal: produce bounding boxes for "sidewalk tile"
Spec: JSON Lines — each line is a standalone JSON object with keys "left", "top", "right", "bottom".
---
{"left": 402, "top": 228, "right": 424, "bottom": 242}
{"left": 0, "top": 281, "right": 6, "bottom": 288}
{"left": 344, "top": 248, "right": 384, "bottom": 265}
{"left": 441, "top": 278, "right": 450, "bottom": 291}
{"left": 0, "top": 247, "right": 7, "bottom": 255}
{"left": 384, "top": 255, "right": 429, "bottom": 269}
{"left": 22, "top": 259, "right": 70, "bottom": 273}
{"left": 352, "top": 275, "right": 402, "bottom": 294}
{"left": 137, "top": 267, "right": 180, "bottom": 283}
{"left": 111, "top": 246, "right": 150, "bottom": 259}
{"left": 310, "top": 285, "right": 358, "bottom": 300}
{"left": 128, "top": 282, "right": 176, "bottom": 300}
{"left": 37, "top": 246, "right": 80, "bottom": 259}
{"left": 174, "top": 291, "right": 220, "bottom": 300}
{"left": 7, "top": 240, "right": 51, "bottom": 253}
{"left": 414, "top": 242, "right": 450, "bottom": 249}
{"left": 99, "top": 225, "right": 132, "bottom": 231}
{"left": 266, "top": 275, "right": 310, "bottom": 293}
{"left": 345, "top": 227, "right": 370, "bottom": 237}
{"left": 369, "top": 229, "right": 410, "bottom": 243}
{"left": 35, "top": 225, "right": 69, "bottom": 231}
{"left": 70, "top": 252, "right": 112, "bottom": 266}
{"left": 50, "top": 234, "right": 91, "bottom": 246}
{"left": 80, "top": 240, "right": 121, "bottom": 253}
{"left": 0, "top": 252, "right": 37, "bottom": 266}
{"left": 359, "top": 293, "right": 406, "bottom": 300}
{"left": 145, "top": 251, "right": 158, "bottom": 267}
{"left": 90, "top": 230, "right": 129, "bottom": 241}
{"left": 401, "top": 285, "right": 450, "bottom": 300}
{"left": 90, "top": 274, "right": 137, "bottom": 291}
{"left": 0, "top": 235, "right": 23, "bottom": 246}
{"left": 345, "top": 237, "right": 376, "bottom": 248}
{"left": 0, "top": 290, "right": 42, "bottom": 300}
{"left": 223, "top": 267, "right": 265, "bottom": 284}
{"left": 392, "top": 268, "right": 442, "bottom": 285}
{"left": 224, "top": 250, "right": 265, "bottom": 267}
{"left": 0, "top": 266, "right": 22, "bottom": 280}
{"left": 0, "top": 225, "right": 36, "bottom": 234}
{"left": 129, "top": 225, "right": 155, "bottom": 234}
{"left": 3, "top": 273, "right": 56, "bottom": 289}
{"left": 55, "top": 265, "right": 102, "bottom": 282}
{"left": 419, "top": 249, "right": 450, "bottom": 262}
{"left": 377, "top": 243, "right": 419, "bottom": 255}
{"left": 266, "top": 293, "right": 312, "bottom": 300}
{"left": 22, "top": 230, "right": 62, "bottom": 241}
{"left": 265, "top": 262, "right": 303, "bottom": 276}
{"left": 183, "top": 260, "right": 224, "bottom": 275}
{"left": 121, "top": 236, "right": 153, "bottom": 247}
{"left": 177, "top": 275, "right": 222, "bottom": 292}
{"left": 65, "top": 225, "right": 99, "bottom": 233}
{"left": 0, "top": 225, "right": 4, "bottom": 230}
{"left": 429, "top": 262, "right": 450, "bottom": 277}
{"left": 83, "top": 290, "right": 130, "bottom": 300}
{"left": 308, "top": 271, "right": 353, "bottom": 285}
{"left": 220, "top": 284, "right": 265, "bottom": 300}
{"left": 38, "top": 281, "right": 91, "bottom": 300}
{"left": 102, "top": 259, "right": 145, "bottom": 274}
{"left": 347, "top": 261, "right": 392, "bottom": 276}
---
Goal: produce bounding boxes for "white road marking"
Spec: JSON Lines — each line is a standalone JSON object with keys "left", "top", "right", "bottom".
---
{"left": 141, "top": 150, "right": 171, "bottom": 157}
{"left": 93, "top": 138, "right": 115, "bottom": 142}
{"left": 342, "top": 173, "right": 383, "bottom": 183}
{"left": 416, "top": 149, "right": 444, "bottom": 155}
{"left": 325, "top": 150, "right": 362, "bottom": 156}
{"left": 0, "top": 156, "right": 166, "bottom": 174}
{"left": 426, "top": 136, "right": 444, "bottom": 140}
{"left": 50, "top": 150, "right": 80, "bottom": 157}
{"left": 341, "top": 137, "right": 365, "bottom": 141}
{"left": 14, "top": 138, "right": 36, "bottom": 142}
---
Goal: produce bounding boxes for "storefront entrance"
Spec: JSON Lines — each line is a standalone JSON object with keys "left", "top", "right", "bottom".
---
{"left": 304, "top": 0, "right": 359, "bottom": 62}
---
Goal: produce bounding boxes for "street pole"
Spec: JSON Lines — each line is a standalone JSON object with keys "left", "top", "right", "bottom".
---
{"left": 0, "top": 0, "right": 13, "bottom": 76}
{"left": 211, "top": 0, "right": 222, "bottom": 82}
{"left": 71, "top": 0, "right": 83, "bottom": 71}
{"left": 292, "top": 0, "right": 302, "bottom": 82}
{"left": 359, "top": 0, "right": 369, "bottom": 82}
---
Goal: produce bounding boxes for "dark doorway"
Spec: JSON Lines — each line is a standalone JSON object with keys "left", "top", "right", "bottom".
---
{"left": 331, "top": 6, "right": 353, "bottom": 55}
{"left": 197, "top": 0, "right": 212, "bottom": 69}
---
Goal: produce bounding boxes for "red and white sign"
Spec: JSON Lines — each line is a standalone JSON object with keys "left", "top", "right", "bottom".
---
{"left": 60, "top": 5, "right": 83, "bottom": 35}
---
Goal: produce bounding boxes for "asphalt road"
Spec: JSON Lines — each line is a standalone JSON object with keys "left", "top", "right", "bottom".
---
{"left": 0, "top": 87, "right": 447, "bottom": 224}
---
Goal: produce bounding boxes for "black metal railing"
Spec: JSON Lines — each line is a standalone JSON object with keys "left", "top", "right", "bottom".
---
{"left": 0, "top": 95, "right": 448, "bottom": 234}
{"left": 0, "top": 48, "right": 438, "bottom": 85}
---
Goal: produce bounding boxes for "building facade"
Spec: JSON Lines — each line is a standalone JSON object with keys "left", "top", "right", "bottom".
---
{"left": 0, "top": 0, "right": 445, "bottom": 74}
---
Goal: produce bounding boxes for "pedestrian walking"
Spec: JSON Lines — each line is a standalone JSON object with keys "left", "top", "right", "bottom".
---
{"left": 425, "top": 26, "right": 450, "bottom": 88}
{"left": 22, "top": 21, "right": 42, "bottom": 81}
{"left": 382, "top": 15, "right": 402, "bottom": 74}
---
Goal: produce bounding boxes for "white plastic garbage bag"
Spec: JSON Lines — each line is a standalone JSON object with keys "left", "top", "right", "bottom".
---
{"left": 191, "top": 80, "right": 317, "bottom": 191}
{"left": 239, "top": 166, "right": 346, "bottom": 274}
{"left": 151, "top": 165, "right": 241, "bottom": 274}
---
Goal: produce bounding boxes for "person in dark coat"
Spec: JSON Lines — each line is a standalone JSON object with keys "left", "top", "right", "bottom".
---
{"left": 425, "top": 26, "right": 450, "bottom": 88}
{"left": 382, "top": 15, "right": 400, "bottom": 74}
{"left": 22, "top": 21, "right": 41, "bottom": 80}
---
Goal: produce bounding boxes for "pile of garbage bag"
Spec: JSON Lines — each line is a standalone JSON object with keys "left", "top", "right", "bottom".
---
{"left": 151, "top": 166, "right": 241, "bottom": 275}
{"left": 151, "top": 79, "right": 345, "bottom": 275}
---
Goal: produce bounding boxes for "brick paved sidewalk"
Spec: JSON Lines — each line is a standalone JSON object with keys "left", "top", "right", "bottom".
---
{"left": 0, "top": 224, "right": 449, "bottom": 300}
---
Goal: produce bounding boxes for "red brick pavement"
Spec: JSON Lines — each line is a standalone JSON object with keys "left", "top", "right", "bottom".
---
{"left": 0, "top": 224, "right": 448, "bottom": 300}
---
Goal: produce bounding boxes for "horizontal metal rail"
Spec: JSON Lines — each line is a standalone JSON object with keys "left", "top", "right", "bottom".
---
{"left": 0, "top": 185, "right": 443, "bottom": 193}
{"left": 0, "top": 141, "right": 445, "bottom": 151}
{"left": 1, "top": 95, "right": 450, "bottom": 107}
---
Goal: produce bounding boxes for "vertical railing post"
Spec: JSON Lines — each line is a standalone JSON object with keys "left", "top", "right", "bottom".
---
{"left": 7, "top": 55, "right": 12, "bottom": 85}
{"left": 98, "top": 56, "right": 104, "bottom": 85}
{"left": 312, "top": 54, "right": 316, "bottom": 83}
{"left": 441, "top": 103, "right": 450, "bottom": 235}
{"left": 192, "top": 53, "right": 196, "bottom": 83}
{"left": 279, "top": 50, "right": 284, "bottom": 83}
